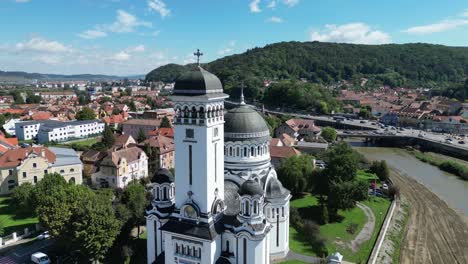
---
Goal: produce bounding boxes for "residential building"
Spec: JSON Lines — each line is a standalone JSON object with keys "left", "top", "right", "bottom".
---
{"left": 15, "top": 120, "right": 104, "bottom": 143}
{"left": 122, "top": 119, "right": 161, "bottom": 139}
{"left": 0, "top": 147, "right": 83, "bottom": 195}
{"left": 276, "top": 118, "right": 321, "bottom": 140}
{"left": 91, "top": 146, "right": 148, "bottom": 189}
{"left": 34, "top": 91, "right": 76, "bottom": 100}
{"left": 140, "top": 135, "right": 175, "bottom": 169}
{"left": 2, "top": 118, "right": 20, "bottom": 136}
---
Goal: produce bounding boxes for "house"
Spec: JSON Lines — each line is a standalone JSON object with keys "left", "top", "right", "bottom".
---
{"left": 276, "top": 118, "right": 321, "bottom": 141}
{"left": 0, "top": 146, "right": 83, "bottom": 195}
{"left": 80, "top": 149, "right": 107, "bottom": 178}
{"left": 122, "top": 119, "right": 162, "bottom": 139}
{"left": 114, "top": 134, "right": 137, "bottom": 149}
{"left": 34, "top": 91, "right": 76, "bottom": 100}
{"left": 269, "top": 144, "right": 301, "bottom": 168}
{"left": 140, "top": 135, "right": 175, "bottom": 169}
{"left": 103, "top": 114, "right": 126, "bottom": 130}
{"left": 91, "top": 146, "right": 148, "bottom": 189}
{"left": 0, "top": 133, "right": 18, "bottom": 154}
{"left": 148, "top": 127, "right": 174, "bottom": 138}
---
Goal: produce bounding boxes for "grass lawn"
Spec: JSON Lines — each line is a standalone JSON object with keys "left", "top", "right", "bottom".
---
{"left": 0, "top": 197, "right": 38, "bottom": 234}
{"left": 289, "top": 194, "right": 391, "bottom": 262}
{"left": 62, "top": 137, "right": 99, "bottom": 147}
{"left": 357, "top": 169, "right": 379, "bottom": 182}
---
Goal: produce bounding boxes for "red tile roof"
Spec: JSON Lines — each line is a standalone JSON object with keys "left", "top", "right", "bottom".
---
{"left": 0, "top": 147, "right": 56, "bottom": 168}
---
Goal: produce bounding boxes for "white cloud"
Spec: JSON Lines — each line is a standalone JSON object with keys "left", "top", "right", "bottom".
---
{"left": 127, "top": 44, "right": 145, "bottom": 53}
{"left": 282, "top": 0, "right": 299, "bottom": 7}
{"left": 461, "top": 9, "right": 468, "bottom": 17}
{"left": 249, "top": 0, "right": 261, "bottom": 13}
{"left": 267, "top": 0, "right": 276, "bottom": 9}
{"left": 107, "top": 10, "right": 151, "bottom": 33}
{"left": 79, "top": 10, "right": 151, "bottom": 39}
{"left": 310, "top": 23, "right": 391, "bottom": 44}
{"left": 147, "top": 0, "right": 171, "bottom": 18}
{"left": 267, "top": 16, "right": 284, "bottom": 23}
{"left": 15, "top": 37, "right": 71, "bottom": 53}
{"left": 404, "top": 19, "right": 468, "bottom": 35}
{"left": 112, "top": 51, "right": 131, "bottom": 61}
{"left": 78, "top": 30, "right": 107, "bottom": 39}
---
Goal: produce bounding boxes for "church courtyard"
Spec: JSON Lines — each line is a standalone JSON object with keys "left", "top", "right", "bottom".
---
{"left": 288, "top": 194, "right": 390, "bottom": 263}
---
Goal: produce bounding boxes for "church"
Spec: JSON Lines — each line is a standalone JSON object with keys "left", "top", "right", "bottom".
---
{"left": 146, "top": 64, "right": 291, "bottom": 264}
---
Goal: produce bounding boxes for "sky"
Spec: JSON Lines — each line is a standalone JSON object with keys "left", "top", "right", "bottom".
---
{"left": 0, "top": 0, "right": 467, "bottom": 75}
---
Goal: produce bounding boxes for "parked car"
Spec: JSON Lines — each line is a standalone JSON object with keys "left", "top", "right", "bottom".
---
{"left": 31, "top": 252, "right": 50, "bottom": 264}
{"left": 36, "top": 231, "right": 50, "bottom": 240}
{"left": 459, "top": 141, "right": 465, "bottom": 144}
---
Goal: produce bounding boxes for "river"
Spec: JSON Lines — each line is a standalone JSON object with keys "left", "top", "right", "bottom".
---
{"left": 354, "top": 144, "right": 468, "bottom": 216}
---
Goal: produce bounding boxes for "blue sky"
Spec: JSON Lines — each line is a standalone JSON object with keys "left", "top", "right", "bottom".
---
{"left": 0, "top": 0, "right": 467, "bottom": 75}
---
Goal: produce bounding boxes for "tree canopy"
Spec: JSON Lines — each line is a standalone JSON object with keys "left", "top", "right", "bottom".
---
{"left": 321, "top": 127, "right": 337, "bottom": 142}
{"left": 76, "top": 107, "right": 96, "bottom": 120}
{"left": 146, "top": 42, "right": 468, "bottom": 101}
{"left": 277, "top": 155, "right": 315, "bottom": 194}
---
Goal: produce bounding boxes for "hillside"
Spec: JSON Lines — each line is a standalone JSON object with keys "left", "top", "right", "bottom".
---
{"left": 0, "top": 70, "right": 124, "bottom": 81}
{"left": 146, "top": 41, "right": 468, "bottom": 100}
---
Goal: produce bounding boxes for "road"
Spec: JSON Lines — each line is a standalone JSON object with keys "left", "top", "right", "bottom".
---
{"left": 389, "top": 168, "right": 468, "bottom": 264}
{"left": 0, "top": 239, "right": 54, "bottom": 264}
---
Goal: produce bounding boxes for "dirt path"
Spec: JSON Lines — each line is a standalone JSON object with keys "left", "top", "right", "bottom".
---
{"left": 350, "top": 203, "right": 375, "bottom": 252}
{"left": 391, "top": 168, "right": 468, "bottom": 264}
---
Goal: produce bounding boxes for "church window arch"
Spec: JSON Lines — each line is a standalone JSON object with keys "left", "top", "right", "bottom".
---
{"left": 253, "top": 200, "right": 258, "bottom": 214}
{"left": 251, "top": 146, "right": 255, "bottom": 157}
{"left": 183, "top": 204, "right": 198, "bottom": 219}
{"left": 243, "top": 147, "right": 247, "bottom": 157}
{"left": 229, "top": 146, "right": 233, "bottom": 156}
{"left": 155, "top": 186, "right": 160, "bottom": 200}
{"left": 236, "top": 147, "right": 240, "bottom": 157}
{"left": 175, "top": 243, "right": 179, "bottom": 254}
{"left": 191, "top": 107, "right": 197, "bottom": 118}
{"left": 163, "top": 187, "right": 167, "bottom": 200}
{"left": 245, "top": 201, "right": 250, "bottom": 216}
{"left": 226, "top": 240, "right": 230, "bottom": 252}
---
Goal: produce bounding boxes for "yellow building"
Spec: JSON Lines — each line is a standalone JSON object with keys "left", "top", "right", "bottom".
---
{"left": 0, "top": 146, "right": 83, "bottom": 195}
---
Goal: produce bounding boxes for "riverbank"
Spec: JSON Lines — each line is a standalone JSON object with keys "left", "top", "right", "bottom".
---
{"left": 356, "top": 148, "right": 468, "bottom": 264}
{"left": 408, "top": 149, "right": 468, "bottom": 180}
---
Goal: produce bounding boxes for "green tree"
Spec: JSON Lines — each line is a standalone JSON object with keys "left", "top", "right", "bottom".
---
{"left": 160, "top": 116, "right": 171, "bottom": 128}
{"left": 76, "top": 107, "right": 96, "bottom": 120}
{"left": 11, "top": 182, "right": 36, "bottom": 216}
{"left": 277, "top": 155, "right": 315, "bottom": 194}
{"left": 370, "top": 160, "right": 390, "bottom": 181}
{"left": 129, "top": 101, "right": 137, "bottom": 112}
{"left": 72, "top": 194, "right": 121, "bottom": 262}
{"left": 321, "top": 127, "right": 337, "bottom": 142}
{"left": 26, "top": 93, "right": 42, "bottom": 104}
{"left": 137, "top": 128, "right": 147, "bottom": 143}
{"left": 122, "top": 182, "right": 147, "bottom": 237}
{"left": 101, "top": 124, "right": 115, "bottom": 149}
{"left": 144, "top": 143, "right": 160, "bottom": 173}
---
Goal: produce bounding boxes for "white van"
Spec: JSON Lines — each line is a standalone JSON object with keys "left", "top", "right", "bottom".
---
{"left": 31, "top": 252, "right": 51, "bottom": 264}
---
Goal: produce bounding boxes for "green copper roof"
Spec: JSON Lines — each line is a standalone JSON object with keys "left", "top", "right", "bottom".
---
{"left": 224, "top": 105, "right": 270, "bottom": 139}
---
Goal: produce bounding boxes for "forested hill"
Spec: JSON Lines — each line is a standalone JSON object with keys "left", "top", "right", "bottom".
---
{"left": 146, "top": 41, "right": 468, "bottom": 92}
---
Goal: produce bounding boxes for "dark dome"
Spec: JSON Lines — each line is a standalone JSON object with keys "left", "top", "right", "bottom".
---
{"left": 224, "top": 105, "right": 269, "bottom": 139}
{"left": 265, "top": 177, "right": 290, "bottom": 199}
{"left": 173, "top": 66, "right": 223, "bottom": 95}
{"left": 151, "top": 168, "right": 174, "bottom": 184}
{"left": 238, "top": 179, "right": 264, "bottom": 196}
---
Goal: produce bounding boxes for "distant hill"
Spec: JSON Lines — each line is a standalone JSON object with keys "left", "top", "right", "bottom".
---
{"left": 0, "top": 70, "right": 132, "bottom": 81}
{"left": 146, "top": 41, "right": 468, "bottom": 100}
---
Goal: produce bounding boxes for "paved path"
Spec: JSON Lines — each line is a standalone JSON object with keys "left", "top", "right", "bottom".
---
{"left": 351, "top": 203, "right": 375, "bottom": 252}
{"left": 281, "top": 251, "right": 324, "bottom": 263}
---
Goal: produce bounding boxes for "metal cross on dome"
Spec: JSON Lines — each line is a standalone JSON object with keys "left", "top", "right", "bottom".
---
{"left": 194, "top": 49, "right": 203, "bottom": 65}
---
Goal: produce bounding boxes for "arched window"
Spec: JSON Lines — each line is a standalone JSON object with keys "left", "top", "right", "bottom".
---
{"left": 251, "top": 147, "right": 255, "bottom": 157}
{"left": 183, "top": 205, "right": 198, "bottom": 219}
{"left": 244, "top": 147, "right": 247, "bottom": 157}
{"left": 253, "top": 200, "right": 258, "bottom": 214}
{"left": 33, "top": 176, "right": 38, "bottom": 184}
{"left": 226, "top": 240, "right": 230, "bottom": 252}
{"left": 69, "top": 177, "right": 75, "bottom": 185}
{"left": 229, "top": 147, "right": 233, "bottom": 156}
{"left": 236, "top": 147, "right": 240, "bottom": 156}
{"left": 245, "top": 201, "right": 250, "bottom": 216}
{"left": 258, "top": 146, "right": 261, "bottom": 155}
{"left": 175, "top": 243, "right": 179, "bottom": 253}
{"left": 156, "top": 187, "right": 160, "bottom": 200}
{"left": 163, "top": 187, "right": 167, "bottom": 200}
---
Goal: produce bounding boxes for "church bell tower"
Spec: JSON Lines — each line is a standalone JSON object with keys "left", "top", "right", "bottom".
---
{"left": 171, "top": 52, "right": 229, "bottom": 223}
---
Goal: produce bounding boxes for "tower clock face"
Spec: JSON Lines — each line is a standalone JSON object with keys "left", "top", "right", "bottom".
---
{"left": 184, "top": 205, "right": 198, "bottom": 219}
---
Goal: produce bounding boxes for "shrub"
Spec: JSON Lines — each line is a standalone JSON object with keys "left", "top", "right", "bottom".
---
{"left": 346, "top": 223, "right": 358, "bottom": 234}
{"left": 289, "top": 207, "right": 303, "bottom": 229}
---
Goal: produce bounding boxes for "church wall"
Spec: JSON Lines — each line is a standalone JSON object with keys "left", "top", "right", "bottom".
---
{"left": 146, "top": 217, "right": 156, "bottom": 264}
{"left": 238, "top": 235, "right": 269, "bottom": 264}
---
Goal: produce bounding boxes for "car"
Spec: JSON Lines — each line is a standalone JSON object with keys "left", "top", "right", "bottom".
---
{"left": 36, "top": 231, "right": 50, "bottom": 240}
{"left": 459, "top": 141, "right": 465, "bottom": 144}
{"left": 31, "top": 252, "right": 50, "bottom": 264}
{"left": 371, "top": 122, "right": 377, "bottom": 125}
{"left": 19, "top": 142, "right": 30, "bottom": 148}
{"left": 360, "top": 120, "right": 367, "bottom": 124}
{"left": 382, "top": 183, "right": 389, "bottom": 190}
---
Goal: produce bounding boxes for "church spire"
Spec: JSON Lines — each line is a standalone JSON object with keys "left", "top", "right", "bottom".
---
{"left": 240, "top": 82, "right": 245, "bottom": 105}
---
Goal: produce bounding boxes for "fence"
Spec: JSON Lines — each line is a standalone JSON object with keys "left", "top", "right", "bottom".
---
{"left": 0, "top": 223, "right": 40, "bottom": 248}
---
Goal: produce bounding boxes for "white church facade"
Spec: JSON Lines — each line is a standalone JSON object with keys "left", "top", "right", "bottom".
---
{"left": 146, "top": 65, "right": 291, "bottom": 264}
